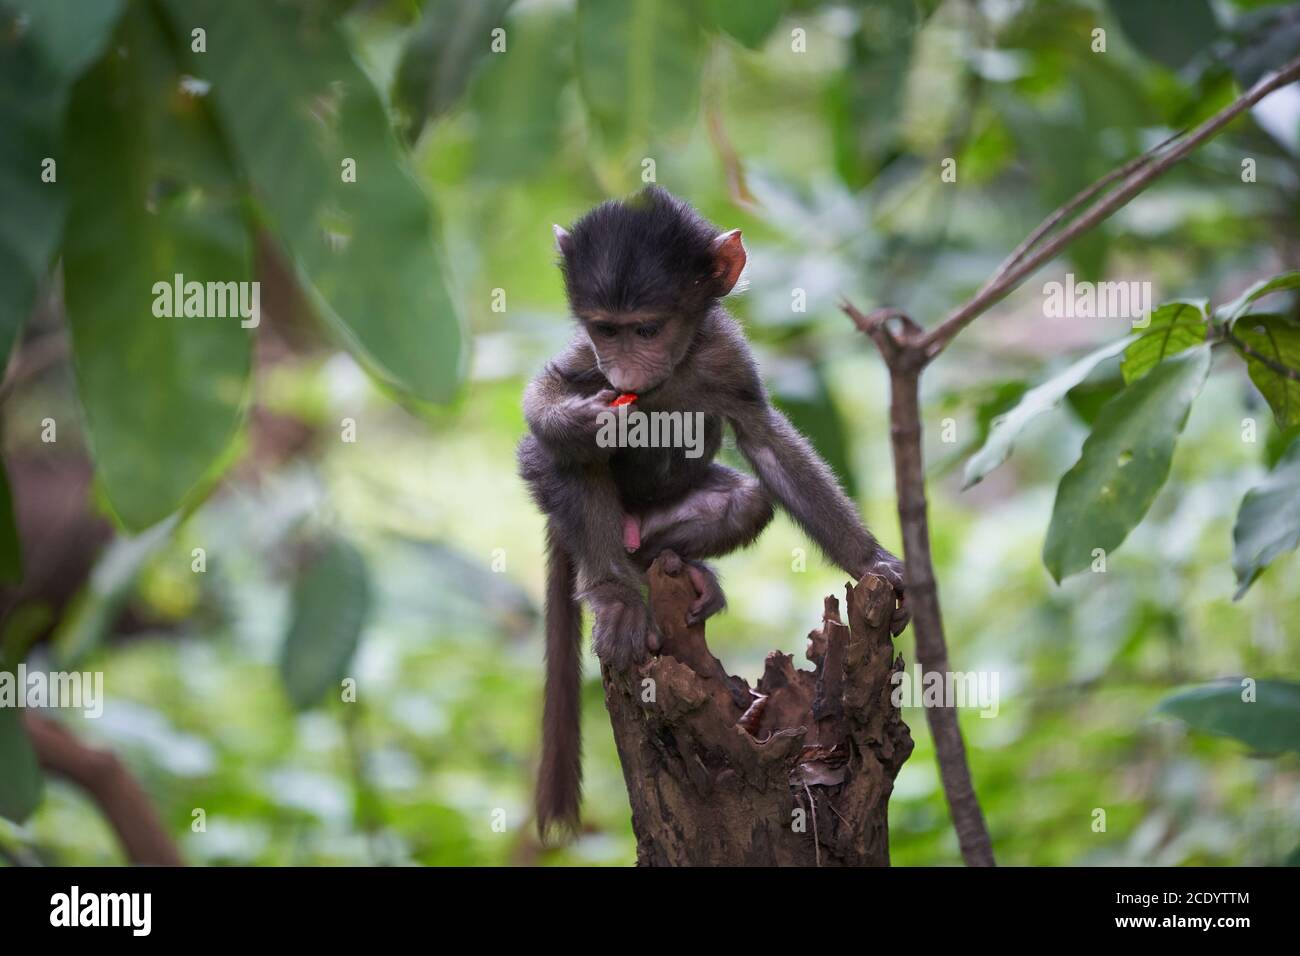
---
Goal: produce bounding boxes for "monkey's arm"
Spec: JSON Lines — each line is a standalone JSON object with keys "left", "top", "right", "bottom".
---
{"left": 730, "top": 402, "right": 896, "bottom": 580}
{"left": 732, "top": 401, "right": 909, "bottom": 633}
{"left": 523, "top": 347, "right": 615, "bottom": 464}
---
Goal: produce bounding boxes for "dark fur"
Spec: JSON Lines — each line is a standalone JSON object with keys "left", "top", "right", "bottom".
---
{"left": 520, "top": 187, "right": 908, "bottom": 837}
{"left": 558, "top": 186, "right": 726, "bottom": 315}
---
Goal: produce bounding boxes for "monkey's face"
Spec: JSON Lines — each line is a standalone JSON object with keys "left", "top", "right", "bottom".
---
{"left": 580, "top": 312, "right": 692, "bottom": 395}
{"left": 553, "top": 187, "right": 749, "bottom": 393}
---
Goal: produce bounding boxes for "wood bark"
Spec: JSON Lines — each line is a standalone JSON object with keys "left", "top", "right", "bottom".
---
{"left": 602, "top": 551, "right": 912, "bottom": 866}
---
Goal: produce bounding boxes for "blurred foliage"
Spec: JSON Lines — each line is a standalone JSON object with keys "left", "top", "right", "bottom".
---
{"left": 1, "top": 0, "right": 1299, "bottom": 866}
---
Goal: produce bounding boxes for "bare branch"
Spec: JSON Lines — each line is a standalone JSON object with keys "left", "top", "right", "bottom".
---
{"left": 922, "top": 55, "right": 1300, "bottom": 358}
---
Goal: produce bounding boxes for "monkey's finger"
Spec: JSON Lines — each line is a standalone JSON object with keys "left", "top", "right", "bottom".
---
{"left": 686, "top": 589, "right": 726, "bottom": 626}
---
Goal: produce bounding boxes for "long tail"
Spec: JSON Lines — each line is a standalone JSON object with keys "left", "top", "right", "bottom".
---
{"left": 536, "top": 524, "right": 583, "bottom": 839}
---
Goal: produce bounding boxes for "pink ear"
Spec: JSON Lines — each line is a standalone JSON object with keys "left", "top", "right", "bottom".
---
{"left": 711, "top": 229, "right": 746, "bottom": 295}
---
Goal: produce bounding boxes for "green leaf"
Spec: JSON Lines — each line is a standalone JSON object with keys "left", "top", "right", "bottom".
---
{"left": 576, "top": 0, "right": 705, "bottom": 145}
{"left": 1107, "top": 0, "right": 1220, "bottom": 69}
{"left": 1218, "top": 270, "right": 1300, "bottom": 322}
{"left": 962, "top": 337, "right": 1133, "bottom": 490}
{"left": 162, "top": 0, "right": 465, "bottom": 404}
{"left": 1225, "top": 3, "right": 1300, "bottom": 89}
{"left": 53, "top": 516, "right": 177, "bottom": 666}
{"left": 829, "top": 2, "right": 916, "bottom": 188}
{"left": 62, "top": 4, "right": 252, "bottom": 531}
{"left": 1065, "top": 374, "right": 1124, "bottom": 425}
{"left": 1043, "top": 345, "right": 1211, "bottom": 582}
{"left": 1119, "top": 301, "right": 1209, "bottom": 384}
{"left": 772, "top": 361, "right": 858, "bottom": 500}
{"left": 392, "top": 0, "right": 515, "bottom": 143}
{"left": 466, "top": 5, "right": 572, "bottom": 181}
{"left": 704, "top": 0, "right": 787, "bottom": 49}
{"left": 0, "top": 705, "right": 43, "bottom": 822}
{"left": 1156, "top": 679, "right": 1300, "bottom": 755}
{"left": 280, "top": 536, "right": 372, "bottom": 710}
{"left": 0, "top": 456, "right": 20, "bottom": 583}
{"left": 1232, "top": 313, "right": 1300, "bottom": 428}
{"left": 5, "top": 0, "right": 125, "bottom": 78}
{"left": 1231, "top": 437, "right": 1300, "bottom": 598}
{"left": 1264, "top": 421, "right": 1300, "bottom": 468}
{"left": 0, "top": 0, "right": 124, "bottom": 364}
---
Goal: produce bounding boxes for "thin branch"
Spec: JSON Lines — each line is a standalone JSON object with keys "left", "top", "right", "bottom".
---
{"left": 922, "top": 55, "right": 1300, "bottom": 357}
{"left": 986, "top": 130, "right": 1184, "bottom": 289}
{"left": 842, "top": 51, "right": 1300, "bottom": 872}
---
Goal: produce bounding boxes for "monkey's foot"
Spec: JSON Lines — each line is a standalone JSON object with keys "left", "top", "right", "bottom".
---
{"left": 684, "top": 561, "right": 727, "bottom": 627}
{"left": 590, "top": 589, "right": 661, "bottom": 670}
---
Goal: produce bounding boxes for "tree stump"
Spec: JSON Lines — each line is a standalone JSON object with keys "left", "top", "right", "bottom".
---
{"left": 602, "top": 552, "right": 913, "bottom": 866}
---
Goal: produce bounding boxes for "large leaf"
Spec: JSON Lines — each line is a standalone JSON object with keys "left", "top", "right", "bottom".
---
{"left": 576, "top": 0, "right": 704, "bottom": 145}
{"left": 392, "top": 0, "right": 515, "bottom": 143}
{"left": 466, "top": 5, "right": 572, "bottom": 180}
{"left": 1107, "top": 0, "right": 1220, "bottom": 69}
{"left": 962, "top": 337, "right": 1132, "bottom": 490}
{"left": 0, "top": 0, "right": 124, "bottom": 363}
{"left": 0, "top": 705, "right": 43, "bottom": 822}
{"left": 1233, "top": 313, "right": 1300, "bottom": 428}
{"left": 1157, "top": 679, "right": 1300, "bottom": 755}
{"left": 280, "top": 536, "right": 372, "bottom": 710}
{"left": 1043, "top": 345, "right": 1211, "bottom": 582}
{"left": 1232, "top": 437, "right": 1300, "bottom": 598}
{"left": 62, "top": 4, "right": 252, "bottom": 531}
{"left": 704, "top": 0, "right": 787, "bottom": 49}
{"left": 162, "top": 0, "right": 465, "bottom": 404}
{"left": 829, "top": 1, "right": 917, "bottom": 188}
{"left": 1119, "top": 301, "right": 1209, "bottom": 384}
{"left": 5, "top": 0, "right": 125, "bottom": 76}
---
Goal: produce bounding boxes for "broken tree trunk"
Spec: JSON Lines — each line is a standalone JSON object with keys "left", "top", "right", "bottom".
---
{"left": 602, "top": 551, "right": 913, "bottom": 866}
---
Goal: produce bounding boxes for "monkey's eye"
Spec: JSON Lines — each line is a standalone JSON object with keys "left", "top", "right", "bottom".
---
{"left": 592, "top": 323, "right": 619, "bottom": 339}
{"left": 635, "top": 323, "right": 661, "bottom": 340}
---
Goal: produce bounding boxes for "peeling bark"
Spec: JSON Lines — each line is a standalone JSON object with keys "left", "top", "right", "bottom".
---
{"left": 602, "top": 552, "right": 912, "bottom": 866}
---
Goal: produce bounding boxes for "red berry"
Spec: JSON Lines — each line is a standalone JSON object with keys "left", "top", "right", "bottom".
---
{"left": 610, "top": 393, "right": 638, "bottom": 407}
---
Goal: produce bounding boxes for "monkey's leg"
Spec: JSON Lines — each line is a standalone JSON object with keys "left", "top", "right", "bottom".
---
{"left": 521, "top": 439, "right": 659, "bottom": 669}
{"left": 627, "top": 466, "right": 771, "bottom": 627}
{"left": 634, "top": 465, "right": 774, "bottom": 562}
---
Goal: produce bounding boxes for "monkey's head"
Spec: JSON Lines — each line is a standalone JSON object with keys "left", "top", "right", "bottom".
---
{"left": 553, "top": 186, "right": 746, "bottom": 395}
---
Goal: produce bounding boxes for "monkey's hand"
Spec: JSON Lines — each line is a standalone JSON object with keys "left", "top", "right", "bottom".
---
{"left": 588, "top": 584, "right": 661, "bottom": 671}
{"left": 554, "top": 389, "right": 621, "bottom": 457}
{"left": 862, "top": 550, "right": 910, "bottom": 637}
